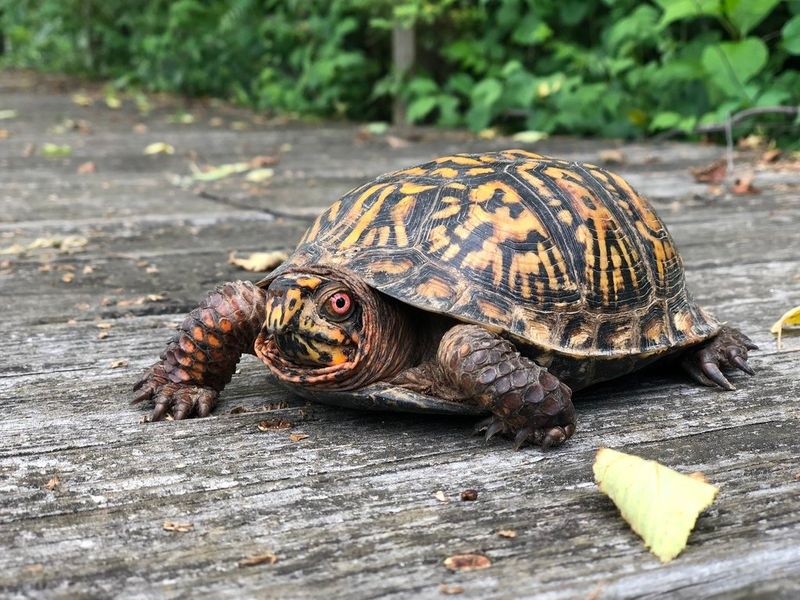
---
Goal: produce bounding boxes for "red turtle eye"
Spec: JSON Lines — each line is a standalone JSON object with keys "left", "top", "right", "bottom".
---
{"left": 328, "top": 292, "right": 352, "bottom": 316}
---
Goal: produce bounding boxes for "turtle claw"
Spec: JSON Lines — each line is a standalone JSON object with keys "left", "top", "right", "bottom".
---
{"left": 485, "top": 419, "right": 506, "bottom": 441}
{"left": 683, "top": 325, "right": 756, "bottom": 391}
{"left": 133, "top": 363, "right": 218, "bottom": 421}
{"left": 513, "top": 428, "right": 532, "bottom": 451}
{"left": 701, "top": 361, "right": 735, "bottom": 391}
{"left": 731, "top": 355, "right": 755, "bottom": 376}
{"left": 473, "top": 416, "right": 494, "bottom": 435}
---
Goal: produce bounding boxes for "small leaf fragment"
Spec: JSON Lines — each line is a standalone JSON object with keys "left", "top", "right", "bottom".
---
{"left": 770, "top": 305, "right": 800, "bottom": 349}
{"left": 40, "top": 143, "right": 72, "bottom": 158}
{"left": 511, "top": 130, "right": 548, "bottom": 144}
{"left": 0, "top": 109, "right": 18, "bottom": 120}
{"left": 434, "top": 490, "right": 448, "bottom": 503}
{"left": 163, "top": 521, "right": 193, "bottom": 533}
{"left": 239, "top": 551, "right": 278, "bottom": 567}
{"left": 245, "top": 168, "right": 274, "bottom": 182}
{"left": 497, "top": 529, "right": 517, "bottom": 539}
{"left": 109, "top": 359, "right": 129, "bottom": 369}
{"left": 143, "top": 142, "right": 175, "bottom": 155}
{"left": 45, "top": 475, "right": 61, "bottom": 491}
{"left": 593, "top": 448, "right": 718, "bottom": 563}
{"left": 228, "top": 251, "right": 287, "bottom": 272}
{"left": 443, "top": 553, "right": 491, "bottom": 572}
{"left": 288, "top": 433, "right": 308, "bottom": 442}
{"left": 191, "top": 161, "right": 250, "bottom": 181}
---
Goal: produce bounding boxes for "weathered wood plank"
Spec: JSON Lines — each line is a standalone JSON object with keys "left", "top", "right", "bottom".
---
{"left": 1, "top": 71, "right": 799, "bottom": 599}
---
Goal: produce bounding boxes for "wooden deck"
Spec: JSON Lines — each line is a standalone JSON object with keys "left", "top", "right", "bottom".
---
{"left": 1, "top": 71, "right": 799, "bottom": 599}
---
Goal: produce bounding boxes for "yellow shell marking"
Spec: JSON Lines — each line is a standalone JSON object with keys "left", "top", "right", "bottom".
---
{"left": 339, "top": 184, "right": 397, "bottom": 249}
{"left": 416, "top": 276, "right": 453, "bottom": 299}
{"left": 436, "top": 155, "right": 484, "bottom": 166}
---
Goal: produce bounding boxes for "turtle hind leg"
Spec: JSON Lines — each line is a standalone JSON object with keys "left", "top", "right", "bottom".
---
{"left": 437, "top": 324, "right": 576, "bottom": 449}
{"left": 682, "top": 325, "right": 758, "bottom": 390}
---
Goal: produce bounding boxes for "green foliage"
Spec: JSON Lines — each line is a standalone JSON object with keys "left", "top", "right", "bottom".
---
{"left": 1, "top": 0, "right": 798, "bottom": 140}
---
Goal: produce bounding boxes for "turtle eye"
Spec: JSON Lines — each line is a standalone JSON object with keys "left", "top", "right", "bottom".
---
{"left": 327, "top": 291, "right": 353, "bottom": 318}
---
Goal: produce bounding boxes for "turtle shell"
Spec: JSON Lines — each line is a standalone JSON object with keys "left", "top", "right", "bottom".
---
{"left": 266, "top": 150, "right": 719, "bottom": 359}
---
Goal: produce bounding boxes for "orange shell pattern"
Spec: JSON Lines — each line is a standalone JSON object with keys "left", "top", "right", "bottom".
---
{"left": 275, "top": 150, "right": 718, "bottom": 358}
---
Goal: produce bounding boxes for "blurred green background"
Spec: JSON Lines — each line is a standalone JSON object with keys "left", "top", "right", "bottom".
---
{"left": 2, "top": 0, "right": 799, "bottom": 142}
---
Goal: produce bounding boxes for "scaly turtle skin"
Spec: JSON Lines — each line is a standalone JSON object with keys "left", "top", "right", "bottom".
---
{"left": 134, "top": 150, "right": 757, "bottom": 449}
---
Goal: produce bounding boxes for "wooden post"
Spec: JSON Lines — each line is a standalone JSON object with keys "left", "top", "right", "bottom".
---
{"left": 392, "top": 22, "right": 415, "bottom": 127}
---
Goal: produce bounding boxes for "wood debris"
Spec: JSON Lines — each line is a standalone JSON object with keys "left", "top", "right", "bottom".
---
{"left": 257, "top": 418, "right": 293, "bottom": 432}
{"left": 438, "top": 584, "right": 464, "bottom": 595}
{"left": 460, "top": 489, "right": 478, "bottom": 501}
{"left": 443, "top": 553, "right": 491, "bottom": 572}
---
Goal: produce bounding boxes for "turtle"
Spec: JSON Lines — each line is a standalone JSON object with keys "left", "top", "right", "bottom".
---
{"left": 133, "top": 149, "right": 757, "bottom": 449}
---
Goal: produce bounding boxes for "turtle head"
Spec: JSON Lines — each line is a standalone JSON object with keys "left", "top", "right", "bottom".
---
{"left": 260, "top": 272, "right": 361, "bottom": 367}
{"left": 254, "top": 267, "right": 415, "bottom": 389}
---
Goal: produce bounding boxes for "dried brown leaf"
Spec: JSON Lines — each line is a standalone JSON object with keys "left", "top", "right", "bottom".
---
{"left": 96, "top": 322, "right": 113, "bottom": 329}
{"left": 249, "top": 155, "right": 280, "bottom": 167}
{"left": 731, "top": 172, "right": 760, "bottom": 195}
{"left": 690, "top": 159, "right": 727, "bottom": 183}
{"left": 496, "top": 529, "right": 517, "bottom": 539}
{"left": 386, "top": 135, "right": 411, "bottom": 149}
{"left": 761, "top": 148, "right": 782, "bottom": 163}
{"left": 77, "top": 161, "right": 96, "bottom": 175}
{"left": 45, "top": 475, "right": 61, "bottom": 491}
{"left": 228, "top": 251, "right": 287, "bottom": 272}
{"left": 163, "top": 521, "right": 194, "bottom": 533}
{"left": 97, "top": 331, "right": 109, "bottom": 340}
{"left": 443, "top": 553, "right": 491, "bottom": 572}
{"left": 598, "top": 149, "right": 626, "bottom": 164}
{"left": 289, "top": 433, "right": 309, "bottom": 442}
{"left": 238, "top": 551, "right": 278, "bottom": 567}
{"left": 109, "top": 359, "right": 128, "bottom": 368}
{"left": 61, "top": 272, "right": 75, "bottom": 283}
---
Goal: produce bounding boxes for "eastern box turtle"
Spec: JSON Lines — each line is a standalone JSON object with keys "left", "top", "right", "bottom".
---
{"left": 134, "top": 150, "right": 757, "bottom": 448}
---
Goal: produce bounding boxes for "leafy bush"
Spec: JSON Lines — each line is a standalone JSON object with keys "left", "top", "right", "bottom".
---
{"left": 2, "top": 0, "right": 798, "bottom": 140}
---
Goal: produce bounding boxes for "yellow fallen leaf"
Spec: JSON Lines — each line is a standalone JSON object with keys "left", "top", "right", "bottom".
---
{"left": 191, "top": 161, "right": 250, "bottom": 182}
{"left": 40, "top": 143, "right": 72, "bottom": 158}
{"left": 512, "top": 130, "right": 548, "bottom": 144}
{"left": 72, "top": 93, "right": 94, "bottom": 106}
{"left": 770, "top": 305, "right": 800, "bottom": 350}
{"left": 228, "top": 251, "right": 287, "bottom": 272}
{"left": 143, "top": 142, "right": 175, "bottom": 155}
{"left": 245, "top": 168, "right": 274, "bottom": 182}
{"left": 593, "top": 448, "right": 718, "bottom": 563}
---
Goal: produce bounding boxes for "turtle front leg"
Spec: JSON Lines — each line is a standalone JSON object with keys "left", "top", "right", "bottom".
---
{"left": 681, "top": 325, "right": 758, "bottom": 390}
{"left": 437, "top": 325, "right": 576, "bottom": 449}
{"left": 133, "top": 281, "right": 266, "bottom": 420}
